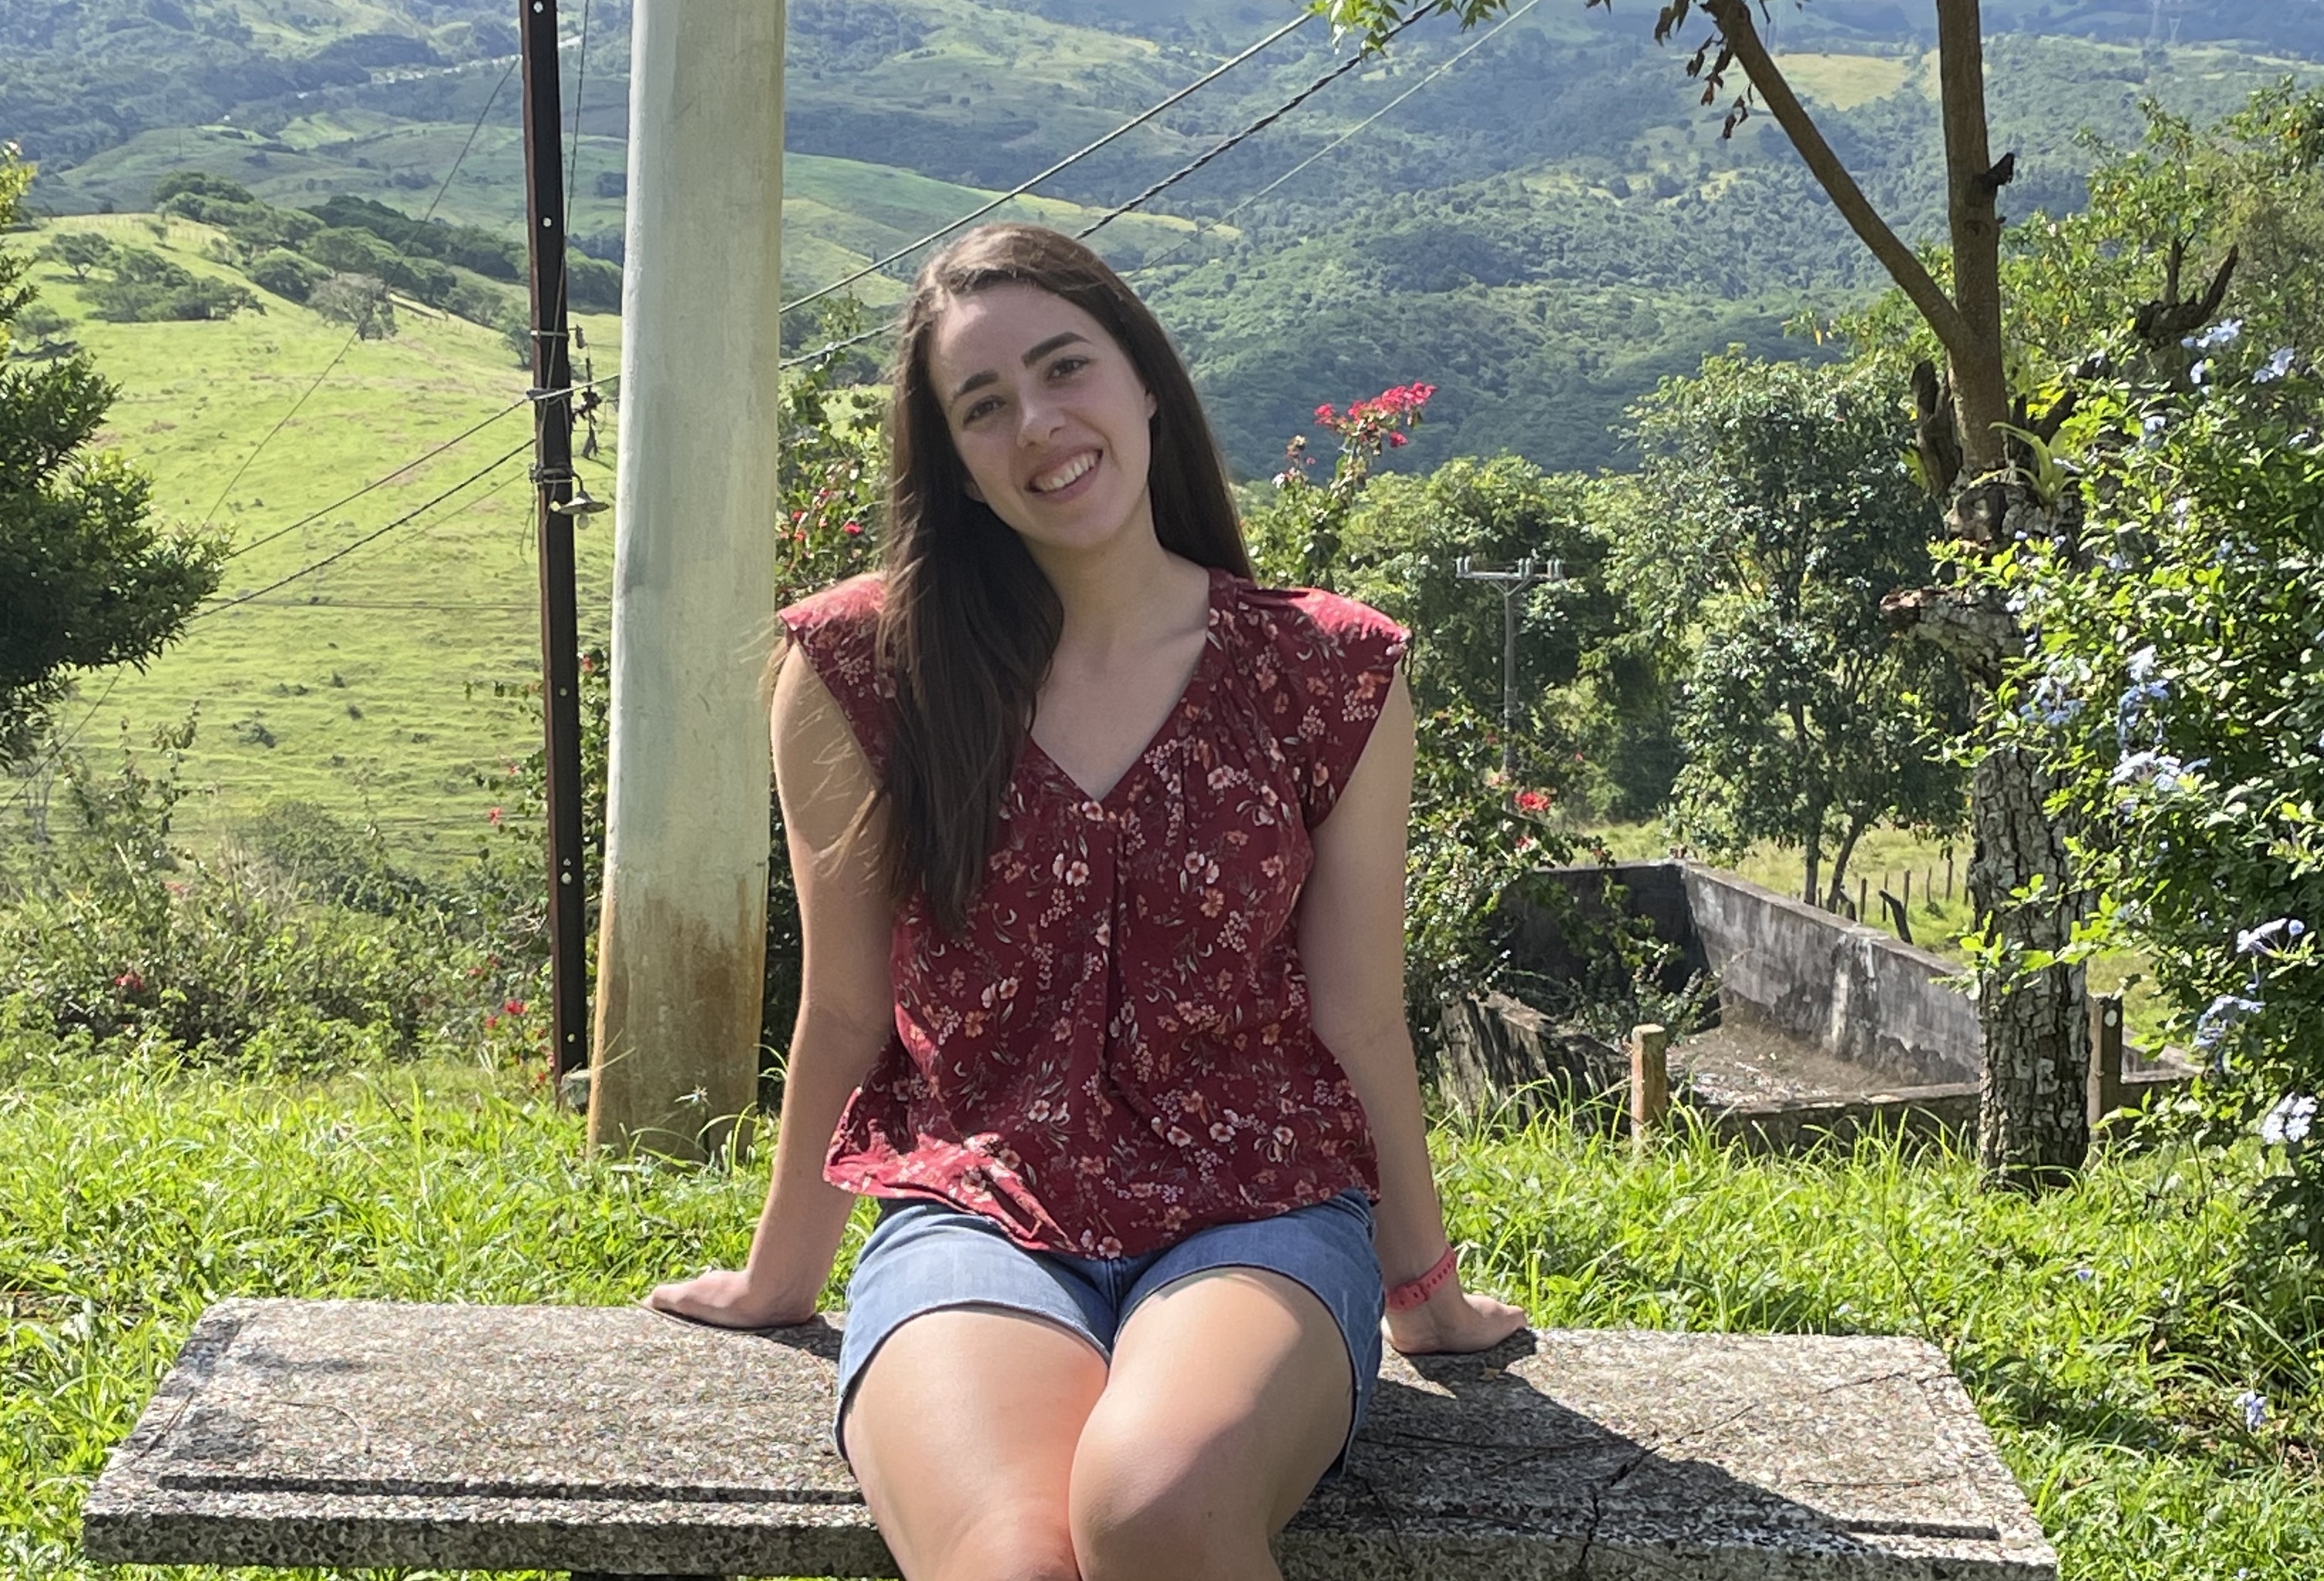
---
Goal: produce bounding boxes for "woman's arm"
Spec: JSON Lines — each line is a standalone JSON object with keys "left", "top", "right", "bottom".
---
{"left": 646, "top": 647, "right": 897, "bottom": 1327}
{"left": 1298, "top": 670, "right": 1528, "bottom": 1355}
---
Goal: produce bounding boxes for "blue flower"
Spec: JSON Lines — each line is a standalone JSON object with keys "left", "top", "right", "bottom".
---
{"left": 2235, "top": 1390, "right": 2268, "bottom": 1433}
{"left": 2193, "top": 993, "right": 2264, "bottom": 1051}
{"left": 2126, "top": 645, "right": 2158, "bottom": 684}
{"left": 2235, "top": 918, "right": 2308, "bottom": 956}
{"left": 2182, "top": 319, "right": 2242, "bottom": 352}
{"left": 2255, "top": 346, "right": 2296, "bottom": 383}
{"left": 2190, "top": 358, "right": 2211, "bottom": 387}
{"left": 2141, "top": 413, "right": 2168, "bottom": 441}
{"left": 2260, "top": 1093, "right": 2315, "bottom": 1146}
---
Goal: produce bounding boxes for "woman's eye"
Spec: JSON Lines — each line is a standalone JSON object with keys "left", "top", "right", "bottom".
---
{"left": 1050, "top": 356, "right": 1089, "bottom": 379}
{"left": 963, "top": 397, "right": 1001, "bottom": 423}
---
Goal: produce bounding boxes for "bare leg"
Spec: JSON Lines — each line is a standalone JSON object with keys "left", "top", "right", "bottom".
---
{"left": 1070, "top": 1269, "right": 1353, "bottom": 1581}
{"left": 843, "top": 1306, "right": 1109, "bottom": 1581}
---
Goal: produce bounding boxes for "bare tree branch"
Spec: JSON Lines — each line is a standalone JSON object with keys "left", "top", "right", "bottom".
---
{"left": 1700, "top": 0, "right": 1972, "bottom": 356}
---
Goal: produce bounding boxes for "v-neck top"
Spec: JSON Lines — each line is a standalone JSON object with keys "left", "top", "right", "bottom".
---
{"left": 779, "top": 567, "right": 1409, "bottom": 1257}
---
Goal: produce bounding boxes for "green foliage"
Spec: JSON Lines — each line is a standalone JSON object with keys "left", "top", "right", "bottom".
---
{"left": 84, "top": 244, "right": 259, "bottom": 323}
{"left": 36, "top": 230, "right": 109, "bottom": 283}
{"left": 305, "top": 271, "right": 395, "bottom": 339}
{"left": 1619, "top": 353, "right": 1970, "bottom": 905}
{"left": 0, "top": 155, "right": 223, "bottom": 769}
{"left": 0, "top": 721, "right": 473, "bottom": 1075}
{"left": 1988, "top": 350, "right": 2324, "bottom": 1257}
{"left": 243, "top": 244, "right": 326, "bottom": 303}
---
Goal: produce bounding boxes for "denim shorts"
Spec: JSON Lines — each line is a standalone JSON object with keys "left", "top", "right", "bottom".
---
{"left": 835, "top": 1189, "right": 1384, "bottom": 1475}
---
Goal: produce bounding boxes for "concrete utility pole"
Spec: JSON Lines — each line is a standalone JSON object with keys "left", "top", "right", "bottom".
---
{"left": 1454, "top": 554, "right": 1563, "bottom": 781}
{"left": 590, "top": 0, "right": 785, "bottom": 1160}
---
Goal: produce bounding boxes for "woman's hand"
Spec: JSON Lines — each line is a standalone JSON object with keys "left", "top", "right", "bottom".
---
{"left": 1383, "top": 1277, "right": 1528, "bottom": 1357}
{"left": 645, "top": 1267, "right": 820, "bottom": 1331}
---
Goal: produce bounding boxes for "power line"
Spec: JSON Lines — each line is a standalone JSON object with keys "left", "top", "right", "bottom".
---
{"left": 1133, "top": 0, "right": 1545, "bottom": 275}
{"left": 190, "top": 441, "right": 533, "bottom": 622}
{"left": 224, "top": 398, "right": 529, "bottom": 561}
{"left": 780, "top": 10, "right": 1316, "bottom": 316}
{"left": 195, "top": 53, "right": 522, "bottom": 535}
{"left": 778, "top": 14, "right": 1414, "bottom": 373}
{"left": 1077, "top": 9, "right": 1427, "bottom": 240}
{"left": 0, "top": 672, "right": 123, "bottom": 819}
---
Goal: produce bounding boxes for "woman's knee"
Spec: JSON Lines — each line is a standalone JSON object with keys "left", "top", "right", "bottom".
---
{"left": 925, "top": 1508, "right": 1083, "bottom": 1581}
{"left": 1068, "top": 1426, "right": 1267, "bottom": 1581}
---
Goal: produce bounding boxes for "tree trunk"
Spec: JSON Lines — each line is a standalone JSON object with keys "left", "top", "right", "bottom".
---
{"left": 1969, "top": 744, "right": 2089, "bottom": 1189}
{"left": 1884, "top": 479, "right": 2090, "bottom": 1191}
{"left": 1824, "top": 812, "right": 1868, "bottom": 911}
{"left": 1934, "top": 0, "right": 2010, "bottom": 479}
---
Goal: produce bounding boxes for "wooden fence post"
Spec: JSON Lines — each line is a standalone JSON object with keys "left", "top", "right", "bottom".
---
{"left": 2087, "top": 993, "right": 2125, "bottom": 1132}
{"left": 1632, "top": 1023, "right": 1669, "bottom": 1146}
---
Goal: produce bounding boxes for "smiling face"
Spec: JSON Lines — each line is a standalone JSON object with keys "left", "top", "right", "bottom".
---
{"left": 925, "top": 281, "right": 1161, "bottom": 564}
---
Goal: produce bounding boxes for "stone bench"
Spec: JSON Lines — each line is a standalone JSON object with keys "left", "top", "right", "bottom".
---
{"left": 85, "top": 1298, "right": 2056, "bottom": 1579}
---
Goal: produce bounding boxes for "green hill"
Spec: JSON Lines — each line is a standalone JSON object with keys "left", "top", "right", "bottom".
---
{"left": 4, "top": 0, "right": 2319, "bottom": 860}
{"left": 10, "top": 213, "right": 619, "bottom": 861}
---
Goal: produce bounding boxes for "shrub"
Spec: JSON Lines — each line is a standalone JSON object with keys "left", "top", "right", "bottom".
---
{"left": 86, "top": 247, "right": 260, "bottom": 322}
{"left": 0, "top": 724, "right": 471, "bottom": 1074}
{"left": 246, "top": 247, "right": 326, "bottom": 303}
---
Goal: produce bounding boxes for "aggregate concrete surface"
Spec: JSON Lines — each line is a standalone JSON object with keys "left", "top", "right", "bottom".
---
{"left": 85, "top": 1298, "right": 2056, "bottom": 1579}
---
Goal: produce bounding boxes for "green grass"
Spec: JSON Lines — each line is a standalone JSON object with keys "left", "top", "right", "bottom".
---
{"left": 1, "top": 1051, "right": 2316, "bottom": 1578}
{"left": 15, "top": 214, "right": 621, "bottom": 863}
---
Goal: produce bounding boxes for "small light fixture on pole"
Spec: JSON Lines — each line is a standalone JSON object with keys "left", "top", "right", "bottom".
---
{"left": 1454, "top": 554, "right": 1564, "bottom": 781}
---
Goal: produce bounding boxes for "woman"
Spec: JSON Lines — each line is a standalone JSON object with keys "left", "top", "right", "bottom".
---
{"left": 649, "top": 223, "right": 1524, "bottom": 1581}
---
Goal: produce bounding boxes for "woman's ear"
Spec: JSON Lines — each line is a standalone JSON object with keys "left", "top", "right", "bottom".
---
{"left": 1145, "top": 387, "right": 1159, "bottom": 420}
{"left": 962, "top": 475, "right": 986, "bottom": 503}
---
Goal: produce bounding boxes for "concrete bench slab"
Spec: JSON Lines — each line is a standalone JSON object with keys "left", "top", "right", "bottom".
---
{"left": 85, "top": 1298, "right": 2055, "bottom": 1579}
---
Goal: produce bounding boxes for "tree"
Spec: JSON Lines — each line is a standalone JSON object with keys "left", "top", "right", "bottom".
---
{"left": 1618, "top": 356, "right": 1969, "bottom": 908}
{"left": 0, "top": 148, "right": 224, "bottom": 772}
{"left": 1315, "top": 0, "right": 2094, "bottom": 1187}
{"left": 40, "top": 231, "right": 111, "bottom": 283}
{"left": 1976, "top": 88, "right": 2324, "bottom": 1260}
{"left": 307, "top": 272, "right": 396, "bottom": 339}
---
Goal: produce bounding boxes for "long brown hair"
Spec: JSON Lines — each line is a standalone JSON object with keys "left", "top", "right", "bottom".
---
{"left": 878, "top": 224, "right": 1250, "bottom": 933}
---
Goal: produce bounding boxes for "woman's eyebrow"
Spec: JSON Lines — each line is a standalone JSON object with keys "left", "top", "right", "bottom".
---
{"left": 948, "top": 332, "right": 1094, "bottom": 404}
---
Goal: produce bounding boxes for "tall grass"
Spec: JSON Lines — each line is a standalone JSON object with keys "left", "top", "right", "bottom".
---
{"left": 3, "top": 1055, "right": 2316, "bottom": 1578}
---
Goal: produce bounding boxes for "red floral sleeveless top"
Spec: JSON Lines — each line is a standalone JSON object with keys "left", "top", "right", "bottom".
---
{"left": 780, "top": 566, "right": 1408, "bottom": 1257}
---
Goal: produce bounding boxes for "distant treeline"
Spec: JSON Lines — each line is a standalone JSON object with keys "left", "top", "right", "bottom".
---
{"left": 151, "top": 172, "right": 619, "bottom": 326}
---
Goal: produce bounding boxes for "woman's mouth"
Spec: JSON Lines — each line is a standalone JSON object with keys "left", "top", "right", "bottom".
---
{"left": 1028, "top": 449, "right": 1101, "bottom": 496}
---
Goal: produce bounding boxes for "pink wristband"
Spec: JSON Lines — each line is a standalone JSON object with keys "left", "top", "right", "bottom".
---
{"left": 1385, "top": 1245, "right": 1458, "bottom": 1312}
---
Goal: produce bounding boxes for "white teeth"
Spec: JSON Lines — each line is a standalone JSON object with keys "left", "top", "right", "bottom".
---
{"left": 1032, "top": 451, "right": 1097, "bottom": 493}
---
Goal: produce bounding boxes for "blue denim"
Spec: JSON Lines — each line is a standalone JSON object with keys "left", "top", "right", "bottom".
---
{"left": 835, "top": 1189, "right": 1384, "bottom": 1475}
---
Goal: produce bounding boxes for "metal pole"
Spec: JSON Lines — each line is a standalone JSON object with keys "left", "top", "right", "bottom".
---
{"left": 1500, "top": 574, "right": 1520, "bottom": 780}
{"left": 519, "top": 0, "right": 589, "bottom": 1091}
{"left": 1455, "top": 554, "right": 1563, "bottom": 784}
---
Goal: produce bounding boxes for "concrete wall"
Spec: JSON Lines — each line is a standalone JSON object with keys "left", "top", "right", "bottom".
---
{"left": 1499, "top": 860, "right": 1981, "bottom": 1088}
{"left": 1677, "top": 864, "right": 1979, "bottom": 1086}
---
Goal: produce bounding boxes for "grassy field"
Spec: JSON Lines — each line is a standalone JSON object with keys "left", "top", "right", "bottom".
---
{"left": 1771, "top": 52, "right": 1916, "bottom": 111}
{"left": 0, "top": 1049, "right": 2315, "bottom": 1578}
{"left": 12, "top": 213, "right": 621, "bottom": 862}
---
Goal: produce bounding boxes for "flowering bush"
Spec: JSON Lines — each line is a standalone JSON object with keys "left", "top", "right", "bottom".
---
{"left": 1986, "top": 335, "right": 2324, "bottom": 1256}
{"left": 1258, "top": 381, "right": 1434, "bottom": 589}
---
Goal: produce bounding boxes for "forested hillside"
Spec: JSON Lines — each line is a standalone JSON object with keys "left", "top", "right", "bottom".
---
{"left": 5, "top": 0, "right": 2319, "bottom": 475}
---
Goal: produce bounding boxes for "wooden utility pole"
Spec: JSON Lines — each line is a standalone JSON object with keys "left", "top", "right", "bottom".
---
{"left": 588, "top": 1, "right": 785, "bottom": 1159}
{"left": 519, "top": 0, "right": 589, "bottom": 1090}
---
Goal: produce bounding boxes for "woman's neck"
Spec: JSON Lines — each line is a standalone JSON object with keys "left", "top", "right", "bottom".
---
{"left": 1029, "top": 523, "right": 1210, "bottom": 666}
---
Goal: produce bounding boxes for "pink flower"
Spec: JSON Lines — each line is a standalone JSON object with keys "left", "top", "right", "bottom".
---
{"left": 1515, "top": 789, "right": 1551, "bottom": 813}
{"left": 487, "top": 806, "right": 504, "bottom": 826}
{"left": 843, "top": 520, "right": 863, "bottom": 536}
{"left": 504, "top": 998, "right": 528, "bottom": 1017}
{"left": 114, "top": 970, "right": 145, "bottom": 993}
